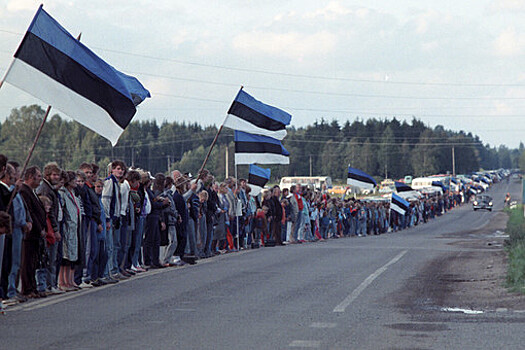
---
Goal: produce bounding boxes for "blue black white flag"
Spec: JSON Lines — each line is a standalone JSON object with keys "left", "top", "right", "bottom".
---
{"left": 224, "top": 89, "right": 291, "bottom": 140}
{"left": 248, "top": 164, "right": 271, "bottom": 196}
{"left": 395, "top": 181, "right": 413, "bottom": 192}
{"left": 347, "top": 167, "right": 376, "bottom": 190}
{"left": 391, "top": 192, "right": 410, "bottom": 215}
{"left": 432, "top": 181, "right": 447, "bottom": 192}
{"left": 234, "top": 131, "right": 290, "bottom": 165}
{"left": 2, "top": 5, "right": 150, "bottom": 146}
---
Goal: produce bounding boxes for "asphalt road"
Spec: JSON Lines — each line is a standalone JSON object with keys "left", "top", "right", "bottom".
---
{"left": 1, "top": 180, "right": 524, "bottom": 350}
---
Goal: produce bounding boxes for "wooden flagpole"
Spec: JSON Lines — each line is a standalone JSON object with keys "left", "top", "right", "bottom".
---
{"left": 5, "top": 33, "right": 82, "bottom": 212}
{"left": 196, "top": 86, "right": 243, "bottom": 181}
{"left": 6, "top": 105, "right": 52, "bottom": 212}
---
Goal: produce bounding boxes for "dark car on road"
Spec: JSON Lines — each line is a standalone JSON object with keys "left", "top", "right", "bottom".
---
{"left": 473, "top": 195, "right": 493, "bottom": 211}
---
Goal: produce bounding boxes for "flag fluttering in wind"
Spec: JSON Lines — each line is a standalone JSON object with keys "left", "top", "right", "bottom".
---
{"left": 431, "top": 181, "right": 447, "bottom": 192}
{"left": 347, "top": 167, "right": 377, "bottom": 190}
{"left": 395, "top": 181, "right": 413, "bottom": 192}
{"left": 234, "top": 130, "right": 290, "bottom": 165}
{"left": 391, "top": 192, "right": 410, "bottom": 215}
{"left": 248, "top": 164, "right": 271, "bottom": 196}
{"left": 2, "top": 5, "right": 150, "bottom": 146}
{"left": 224, "top": 89, "right": 291, "bottom": 140}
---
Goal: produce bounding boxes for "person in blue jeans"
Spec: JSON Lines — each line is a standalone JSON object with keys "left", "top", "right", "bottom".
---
{"left": 320, "top": 211, "right": 330, "bottom": 239}
{"left": 101, "top": 160, "right": 125, "bottom": 280}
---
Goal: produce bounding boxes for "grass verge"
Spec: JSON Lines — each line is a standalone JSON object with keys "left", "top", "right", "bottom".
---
{"left": 505, "top": 205, "right": 525, "bottom": 293}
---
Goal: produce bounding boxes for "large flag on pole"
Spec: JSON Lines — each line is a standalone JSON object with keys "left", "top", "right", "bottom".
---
{"left": 234, "top": 131, "right": 290, "bottom": 165}
{"left": 391, "top": 192, "right": 410, "bottom": 215}
{"left": 395, "top": 181, "right": 413, "bottom": 192}
{"left": 1, "top": 5, "right": 150, "bottom": 146}
{"left": 347, "top": 167, "right": 376, "bottom": 190}
{"left": 432, "top": 181, "right": 447, "bottom": 192}
{"left": 248, "top": 164, "right": 271, "bottom": 196}
{"left": 224, "top": 89, "right": 291, "bottom": 140}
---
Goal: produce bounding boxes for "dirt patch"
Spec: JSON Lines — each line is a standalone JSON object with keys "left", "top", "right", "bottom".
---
{"left": 399, "top": 210, "right": 525, "bottom": 313}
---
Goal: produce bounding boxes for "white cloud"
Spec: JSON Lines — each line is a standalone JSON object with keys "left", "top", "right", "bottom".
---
{"left": 493, "top": 27, "right": 525, "bottom": 56}
{"left": 488, "top": 0, "right": 525, "bottom": 13}
{"left": 233, "top": 31, "right": 337, "bottom": 61}
{"left": 303, "top": 1, "right": 352, "bottom": 20}
{"left": 6, "top": 0, "right": 40, "bottom": 12}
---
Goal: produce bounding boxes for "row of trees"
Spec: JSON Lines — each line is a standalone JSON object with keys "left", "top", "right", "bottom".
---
{"left": 0, "top": 105, "right": 520, "bottom": 182}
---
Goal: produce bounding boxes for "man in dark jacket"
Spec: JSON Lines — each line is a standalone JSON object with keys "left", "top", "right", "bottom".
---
{"left": 36, "top": 162, "right": 62, "bottom": 294}
{"left": 268, "top": 186, "right": 284, "bottom": 245}
{"left": 205, "top": 174, "right": 218, "bottom": 258}
{"left": 19, "top": 166, "right": 46, "bottom": 298}
{"left": 80, "top": 163, "right": 103, "bottom": 283}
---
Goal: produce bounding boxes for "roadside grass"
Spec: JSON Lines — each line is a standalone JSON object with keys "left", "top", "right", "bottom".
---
{"left": 505, "top": 205, "right": 525, "bottom": 293}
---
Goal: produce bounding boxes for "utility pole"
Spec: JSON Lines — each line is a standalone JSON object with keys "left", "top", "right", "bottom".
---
{"left": 167, "top": 155, "right": 171, "bottom": 173}
{"left": 131, "top": 147, "right": 135, "bottom": 168}
{"left": 452, "top": 146, "right": 456, "bottom": 176}
{"left": 309, "top": 155, "right": 312, "bottom": 176}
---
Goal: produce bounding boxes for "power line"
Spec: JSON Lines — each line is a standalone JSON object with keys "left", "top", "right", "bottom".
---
{"left": 1, "top": 27, "right": 525, "bottom": 88}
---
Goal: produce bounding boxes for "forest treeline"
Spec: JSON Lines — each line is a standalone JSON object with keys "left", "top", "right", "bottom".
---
{"left": 0, "top": 105, "right": 521, "bottom": 182}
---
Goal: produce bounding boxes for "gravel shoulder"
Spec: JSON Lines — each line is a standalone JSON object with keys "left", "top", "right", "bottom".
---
{"left": 399, "top": 210, "right": 525, "bottom": 314}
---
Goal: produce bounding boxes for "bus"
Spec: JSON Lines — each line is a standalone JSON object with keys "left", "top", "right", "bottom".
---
{"left": 279, "top": 176, "right": 333, "bottom": 191}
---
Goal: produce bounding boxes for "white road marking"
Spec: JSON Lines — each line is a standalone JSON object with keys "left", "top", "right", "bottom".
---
{"left": 7, "top": 250, "right": 255, "bottom": 312}
{"left": 333, "top": 250, "right": 408, "bottom": 313}
{"left": 288, "top": 340, "right": 321, "bottom": 348}
{"left": 310, "top": 322, "right": 337, "bottom": 329}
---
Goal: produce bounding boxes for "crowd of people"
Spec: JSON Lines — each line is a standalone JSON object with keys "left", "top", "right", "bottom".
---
{"left": 0, "top": 154, "right": 469, "bottom": 309}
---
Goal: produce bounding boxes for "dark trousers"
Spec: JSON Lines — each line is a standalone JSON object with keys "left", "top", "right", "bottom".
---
{"left": 74, "top": 217, "right": 88, "bottom": 285}
{"left": 271, "top": 219, "right": 282, "bottom": 245}
{"left": 205, "top": 215, "right": 214, "bottom": 256}
{"left": 92, "top": 239, "right": 107, "bottom": 280}
{"left": 175, "top": 222, "right": 187, "bottom": 258}
{"left": 86, "top": 219, "right": 99, "bottom": 281}
{"left": 1, "top": 234, "right": 12, "bottom": 299}
{"left": 117, "top": 215, "right": 129, "bottom": 271}
{"left": 21, "top": 239, "right": 39, "bottom": 295}
{"left": 144, "top": 214, "right": 160, "bottom": 266}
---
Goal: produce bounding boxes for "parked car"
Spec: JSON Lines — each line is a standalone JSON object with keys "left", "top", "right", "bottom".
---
{"left": 473, "top": 195, "right": 493, "bottom": 211}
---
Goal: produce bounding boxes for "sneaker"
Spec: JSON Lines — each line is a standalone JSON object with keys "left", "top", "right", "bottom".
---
{"left": 114, "top": 273, "right": 129, "bottom": 280}
{"left": 79, "top": 282, "right": 93, "bottom": 289}
{"left": 2, "top": 298, "right": 20, "bottom": 306}
{"left": 50, "top": 287, "right": 65, "bottom": 295}
{"left": 120, "top": 270, "right": 132, "bottom": 278}
{"left": 135, "top": 265, "right": 147, "bottom": 273}
{"left": 125, "top": 269, "right": 136, "bottom": 276}
{"left": 90, "top": 279, "right": 103, "bottom": 287}
{"left": 14, "top": 294, "right": 29, "bottom": 302}
{"left": 101, "top": 277, "right": 119, "bottom": 284}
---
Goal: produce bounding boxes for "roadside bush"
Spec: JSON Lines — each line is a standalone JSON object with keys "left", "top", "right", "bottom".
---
{"left": 505, "top": 205, "right": 525, "bottom": 245}
{"left": 506, "top": 241, "right": 525, "bottom": 293}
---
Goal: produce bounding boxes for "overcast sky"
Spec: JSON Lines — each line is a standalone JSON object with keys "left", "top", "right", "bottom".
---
{"left": 1, "top": 0, "right": 525, "bottom": 148}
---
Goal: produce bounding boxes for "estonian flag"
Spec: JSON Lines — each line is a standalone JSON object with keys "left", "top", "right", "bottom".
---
{"left": 395, "top": 181, "right": 413, "bottom": 192}
{"left": 347, "top": 167, "right": 377, "bottom": 190}
{"left": 234, "top": 130, "right": 290, "bottom": 165}
{"left": 248, "top": 164, "right": 271, "bottom": 196}
{"left": 432, "top": 181, "right": 447, "bottom": 192}
{"left": 391, "top": 192, "right": 410, "bottom": 215}
{"left": 224, "top": 89, "right": 291, "bottom": 140}
{"left": 2, "top": 5, "right": 150, "bottom": 146}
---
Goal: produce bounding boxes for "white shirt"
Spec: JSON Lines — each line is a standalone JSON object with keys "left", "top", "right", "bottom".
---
{"left": 120, "top": 180, "right": 130, "bottom": 216}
